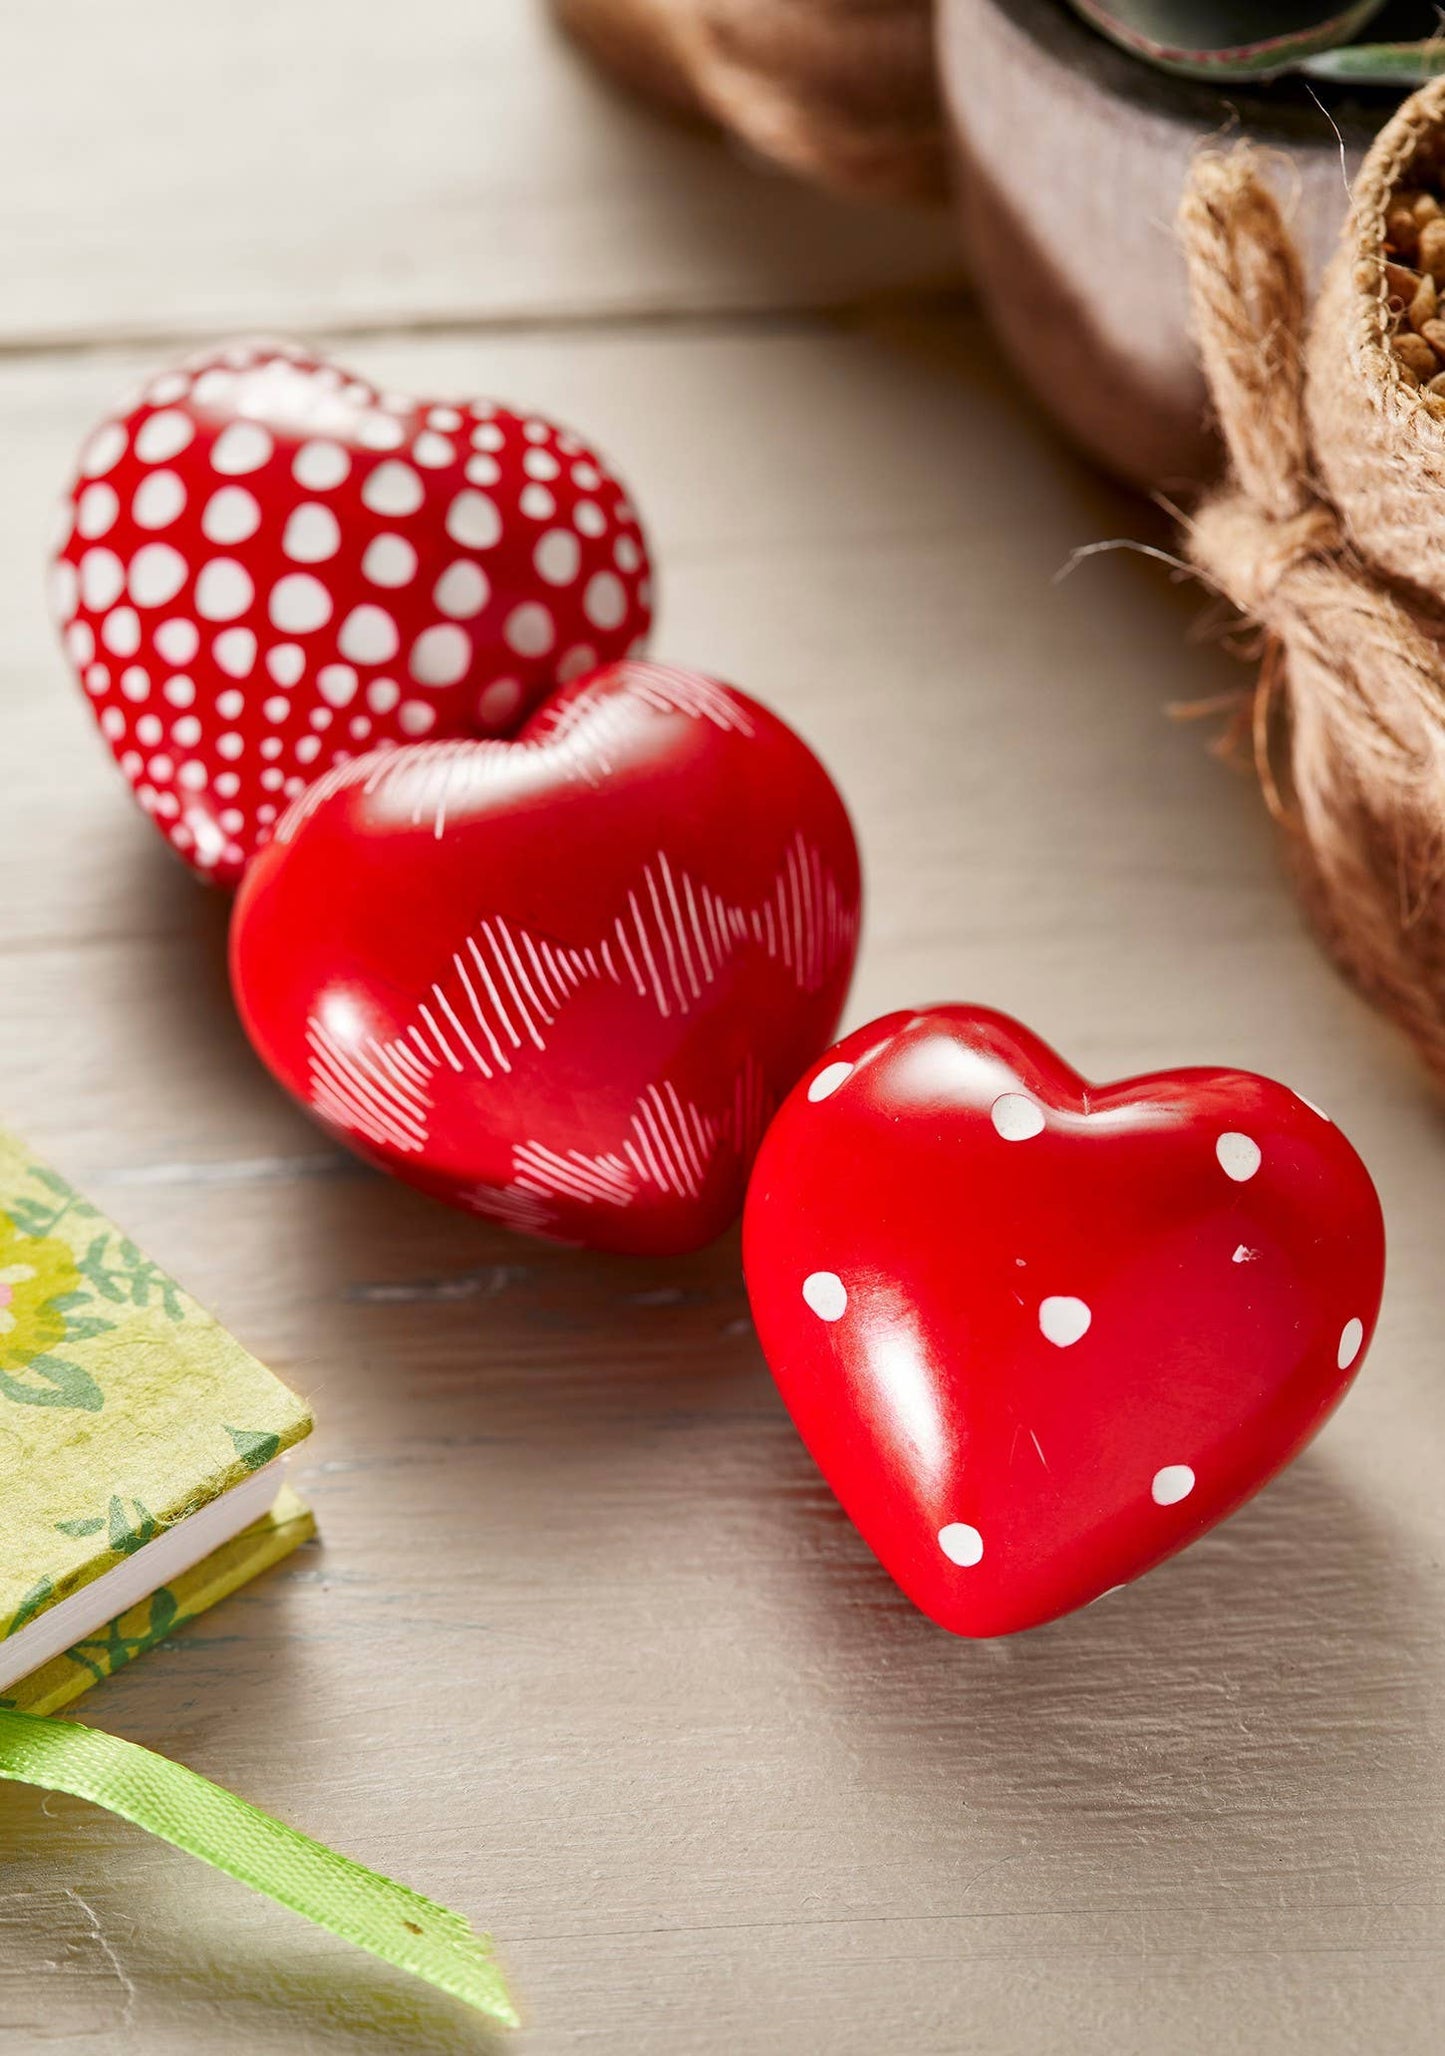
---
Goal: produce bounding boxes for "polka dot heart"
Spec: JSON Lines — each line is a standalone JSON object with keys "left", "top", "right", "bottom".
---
{"left": 50, "top": 340, "right": 653, "bottom": 883}
{"left": 743, "top": 1003, "right": 1386, "bottom": 1638}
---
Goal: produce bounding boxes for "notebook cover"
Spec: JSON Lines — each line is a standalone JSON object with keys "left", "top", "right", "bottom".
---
{"left": 0, "top": 1125, "right": 313, "bottom": 1644}
{"left": 1, "top": 1485, "right": 316, "bottom": 1715}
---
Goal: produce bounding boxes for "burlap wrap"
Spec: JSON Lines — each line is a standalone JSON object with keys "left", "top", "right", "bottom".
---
{"left": 1180, "top": 79, "right": 1445, "bottom": 1086}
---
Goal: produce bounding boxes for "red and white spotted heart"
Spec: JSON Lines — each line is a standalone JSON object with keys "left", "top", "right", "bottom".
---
{"left": 49, "top": 339, "right": 652, "bottom": 884}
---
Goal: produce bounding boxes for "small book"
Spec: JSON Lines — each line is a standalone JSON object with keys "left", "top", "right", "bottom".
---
{"left": 0, "top": 1124, "right": 313, "bottom": 1715}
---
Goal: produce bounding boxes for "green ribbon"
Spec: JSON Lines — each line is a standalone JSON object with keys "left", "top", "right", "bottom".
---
{"left": 0, "top": 1710, "right": 517, "bottom": 2028}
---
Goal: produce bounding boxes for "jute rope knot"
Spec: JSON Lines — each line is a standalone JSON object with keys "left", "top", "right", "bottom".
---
{"left": 1177, "top": 114, "right": 1445, "bottom": 1087}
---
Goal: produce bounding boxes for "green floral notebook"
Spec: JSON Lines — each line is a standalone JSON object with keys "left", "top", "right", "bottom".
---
{"left": 0, "top": 1124, "right": 313, "bottom": 1711}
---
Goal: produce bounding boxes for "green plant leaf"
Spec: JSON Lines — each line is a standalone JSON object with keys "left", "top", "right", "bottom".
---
{"left": 0, "top": 1353, "right": 103, "bottom": 1411}
{"left": 1301, "top": 38, "right": 1445, "bottom": 79}
{"left": 224, "top": 1424, "right": 281, "bottom": 1471}
{"left": 1067, "top": 0, "right": 1388, "bottom": 77}
{"left": 53, "top": 1516, "right": 106, "bottom": 1538}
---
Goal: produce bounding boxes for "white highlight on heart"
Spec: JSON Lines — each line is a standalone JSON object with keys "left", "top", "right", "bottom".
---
{"left": 584, "top": 571, "right": 627, "bottom": 630}
{"left": 210, "top": 422, "right": 273, "bottom": 475}
{"left": 339, "top": 604, "right": 399, "bottom": 665}
{"left": 1039, "top": 1296, "right": 1091, "bottom": 1348}
{"left": 1151, "top": 1464, "right": 1196, "bottom": 1506}
{"left": 937, "top": 1523, "right": 984, "bottom": 1567}
{"left": 195, "top": 558, "right": 255, "bottom": 621}
{"left": 1338, "top": 1317, "right": 1364, "bottom": 1370}
{"left": 445, "top": 489, "right": 502, "bottom": 549}
{"left": 363, "top": 533, "right": 417, "bottom": 588}
{"left": 433, "top": 561, "right": 489, "bottom": 619}
{"left": 269, "top": 573, "right": 332, "bottom": 633}
{"left": 991, "top": 1092, "right": 1045, "bottom": 1141}
{"left": 134, "top": 470, "right": 187, "bottom": 529}
{"left": 156, "top": 618, "right": 199, "bottom": 664}
{"left": 505, "top": 602, "right": 554, "bottom": 658}
{"left": 77, "top": 483, "right": 119, "bottom": 539}
{"left": 128, "top": 543, "right": 188, "bottom": 608}
{"left": 293, "top": 440, "right": 351, "bottom": 491}
{"left": 362, "top": 462, "right": 424, "bottom": 517}
{"left": 214, "top": 627, "right": 257, "bottom": 677}
{"left": 808, "top": 1061, "right": 854, "bottom": 1103}
{"left": 1232, "top": 1244, "right": 1261, "bottom": 1264}
{"left": 534, "top": 529, "right": 580, "bottom": 586}
{"left": 1216, "top": 1132, "right": 1262, "bottom": 1182}
{"left": 409, "top": 623, "right": 471, "bottom": 686}
{"left": 282, "top": 503, "right": 341, "bottom": 563}
{"left": 802, "top": 1271, "right": 848, "bottom": 1322}
{"left": 135, "top": 410, "right": 194, "bottom": 463}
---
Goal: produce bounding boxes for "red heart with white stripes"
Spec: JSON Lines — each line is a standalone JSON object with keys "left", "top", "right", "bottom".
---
{"left": 230, "top": 661, "right": 862, "bottom": 1253}
{"left": 49, "top": 339, "right": 651, "bottom": 884}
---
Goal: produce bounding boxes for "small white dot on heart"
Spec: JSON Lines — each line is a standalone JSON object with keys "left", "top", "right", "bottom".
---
{"left": 261, "top": 766, "right": 284, "bottom": 790}
{"left": 77, "top": 483, "right": 119, "bottom": 539}
{"left": 520, "top": 484, "right": 554, "bottom": 520}
{"left": 195, "top": 559, "right": 254, "bottom": 622}
{"left": 192, "top": 368, "right": 236, "bottom": 407}
{"left": 283, "top": 503, "right": 341, "bottom": 564}
{"left": 802, "top": 1272, "right": 848, "bottom": 1321}
{"left": 214, "top": 627, "right": 257, "bottom": 677}
{"left": 992, "top": 1093, "right": 1045, "bottom": 1141}
{"left": 356, "top": 413, "right": 405, "bottom": 451}
{"left": 505, "top": 602, "right": 554, "bottom": 658}
{"left": 556, "top": 644, "right": 596, "bottom": 683}
{"left": 937, "top": 1522, "right": 984, "bottom": 1567}
{"left": 466, "top": 454, "right": 501, "bottom": 487}
{"left": 413, "top": 431, "right": 455, "bottom": 468}
{"left": 178, "top": 760, "right": 208, "bottom": 791}
{"left": 363, "top": 533, "right": 417, "bottom": 588}
{"left": 1216, "top": 1132, "right": 1262, "bottom": 1182}
{"left": 80, "top": 421, "right": 128, "bottom": 475}
{"left": 410, "top": 623, "right": 471, "bottom": 686}
{"left": 66, "top": 620, "right": 95, "bottom": 666}
{"left": 156, "top": 618, "right": 199, "bottom": 664}
{"left": 263, "top": 695, "right": 289, "bottom": 723}
{"left": 216, "top": 732, "right": 244, "bottom": 760}
{"left": 266, "top": 643, "right": 306, "bottom": 687}
{"left": 80, "top": 548, "right": 125, "bottom": 611}
{"left": 210, "top": 422, "right": 273, "bottom": 475}
{"left": 119, "top": 665, "right": 149, "bottom": 701}
{"left": 136, "top": 410, "right": 194, "bottom": 464}
{"left": 471, "top": 422, "right": 505, "bottom": 452}
{"left": 202, "top": 486, "right": 261, "bottom": 544}
{"left": 148, "top": 753, "right": 174, "bottom": 782}
{"left": 523, "top": 447, "right": 559, "bottom": 480}
{"left": 283, "top": 776, "right": 304, "bottom": 798}
{"left": 318, "top": 664, "right": 358, "bottom": 708}
{"left": 1338, "top": 1317, "right": 1365, "bottom": 1370}
{"left": 1151, "top": 1464, "right": 1195, "bottom": 1506}
{"left": 309, "top": 708, "right": 332, "bottom": 730}
{"left": 584, "top": 572, "right": 627, "bottom": 630}
{"left": 219, "top": 807, "right": 245, "bottom": 834}
{"left": 293, "top": 440, "right": 350, "bottom": 491}
{"left": 147, "top": 372, "right": 189, "bottom": 405}
{"left": 120, "top": 752, "right": 143, "bottom": 779}
{"left": 135, "top": 713, "right": 163, "bottom": 746}
{"left": 216, "top": 689, "right": 244, "bottom": 719}
{"left": 434, "top": 561, "right": 489, "bottom": 619}
{"left": 399, "top": 699, "right": 437, "bottom": 734}
{"left": 296, "top": 734, "right": 322, "bottom": 764}
{"left": 102, "top": 608, "right": 141, "bottom": 657}
{"left": 428, "top": 406, "right": 463, "bottom": 431}
{"left": 475, "top": 676, "right": 522, "bottom": 728}
{"left": 214, "top": 770, "right": 240, "bottom": 797}
{"left": 445, "top": 490, "right": 502, "bottom": 549}
{"left": 808, "top": 1061, "right": 854, "bottom": 1102}
{"left": 339, "top": 604, "right": 399, "bottom": 664}
{"left": 128, "top": 543, "right": 188, "bottom": 608}
{"left": 270, "top": 573, "right": 332, "bottom": 633}
{"left": 367, "top": 677, "right": 400, "bottom": 714}
{"left": 1039, "top": 1296, "right": 1091, "bottom": 1347}
{"left": 361, "top": 461, "right": 424, "bottom": 517}
{"left": 573, "top": 500, "right": 606, "bottom": 538}
{"left": 572, "top": 460, "right": 601, "bottom": 488}
{"left": 162, "top": 673, "right": 195, "bottom": 707}
{"left": 350, "top": 714, "right": 372, "bottom": 740}
{"left": 134, "top": 471, "right": 186, "bottom": 529}
{"left": 85, "top": 662, "right": 110, "bottom": 694}
{"left": 100, "top": 706, "right": 125, "bottom": 739}
{"left": 615, "top": 534, "right": 642, "bottom": 573}
{"left": 172, "top": 714, "right": 201, "bottom": 747}
{"left": 535, "top": 529, "right": 580, "bottom": 586}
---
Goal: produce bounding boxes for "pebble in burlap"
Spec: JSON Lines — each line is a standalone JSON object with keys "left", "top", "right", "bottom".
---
{"left": 1179, "top": 78, "right": 1445, "bottom": 1088}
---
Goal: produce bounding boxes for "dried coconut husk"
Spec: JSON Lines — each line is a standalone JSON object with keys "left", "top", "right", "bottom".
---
{"left": 552, "top": 0, "right": 947, "bottom": 205}
{"left": 1178, "top": 79, "right": 1445, "bottom": 1087}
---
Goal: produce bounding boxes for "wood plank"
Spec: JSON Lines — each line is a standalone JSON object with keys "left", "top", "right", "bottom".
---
{"left": 0, "top": 0, "right": 959, "bottom": 347}
{"left": 3, "top": 314, "right": 1445, "bottom": 2050}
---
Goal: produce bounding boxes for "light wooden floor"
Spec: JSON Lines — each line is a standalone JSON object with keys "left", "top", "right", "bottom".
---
{"left": 3, "top": 6, "right": 1443, "bottom": 2053}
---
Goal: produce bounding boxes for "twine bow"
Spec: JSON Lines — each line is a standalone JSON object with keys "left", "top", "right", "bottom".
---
{"left": 1177, "top": 140, "right": 1445, "bottom": 1086}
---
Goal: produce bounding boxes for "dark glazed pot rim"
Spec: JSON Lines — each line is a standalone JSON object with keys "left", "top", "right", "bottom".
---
{"left": 992, "top": 0, "right": 1408, "bottom": 145}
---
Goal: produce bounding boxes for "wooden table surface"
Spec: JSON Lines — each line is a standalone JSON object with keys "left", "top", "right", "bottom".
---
{"left": 3, "top": 7, "right": 1444, "bottom": 2052}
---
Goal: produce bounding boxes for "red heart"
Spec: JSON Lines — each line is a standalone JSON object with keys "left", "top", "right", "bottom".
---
{"left": 49, "top": 339, "right": 652, "bottom": 885}
{"left": 743, "top": 1005, "right": 1386, "bottom": 1635}
{"left": 230, "top": 661, "right": 862, "bottom": 1254}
